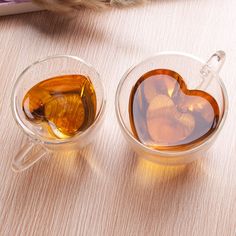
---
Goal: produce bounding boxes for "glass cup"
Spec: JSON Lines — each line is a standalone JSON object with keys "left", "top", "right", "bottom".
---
{"left": 115, "top": 51, "right": 228, "bottom": 165}
{"left": 11, "top": 55, "right": 106, "bottom": 172}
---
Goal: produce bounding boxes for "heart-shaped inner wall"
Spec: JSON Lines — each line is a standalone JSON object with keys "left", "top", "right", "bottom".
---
{"left": 22, "top": 75, "right": 97, "bottom": 139}
{"left": 129, "top": 69, "right": 220, "bottom": 151}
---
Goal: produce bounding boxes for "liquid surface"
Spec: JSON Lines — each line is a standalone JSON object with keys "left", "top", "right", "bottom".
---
{"left": 22, "top": 74, "right": 96, "bottom": 139}
{"left": 129, "top": 69, "right": 220, "bottom": 150}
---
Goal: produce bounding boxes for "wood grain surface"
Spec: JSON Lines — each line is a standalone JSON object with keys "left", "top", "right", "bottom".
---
{"left": 0, "top": 1, "right": 236, "bottom": 235}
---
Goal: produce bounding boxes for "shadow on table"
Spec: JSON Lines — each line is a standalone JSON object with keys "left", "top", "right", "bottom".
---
{"left": 0, "top": 147, "right": 102, "bottom": 233}
{"left": 102, "top": 141, "right": 210, "bottom": 233}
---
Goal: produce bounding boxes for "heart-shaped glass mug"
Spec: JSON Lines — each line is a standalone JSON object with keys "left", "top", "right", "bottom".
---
{"left": 115, "top": 51, "right": 228, "bottom": 165}
{"left": 11, "top": 55, "right": 106, "bottom": 172}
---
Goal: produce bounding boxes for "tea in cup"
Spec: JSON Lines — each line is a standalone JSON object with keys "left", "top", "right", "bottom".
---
{"left": 12, "top": 55, "right": 106, "bottom": 172}
{"left": 115, "top": 51, "right": 228, "bottom": 165}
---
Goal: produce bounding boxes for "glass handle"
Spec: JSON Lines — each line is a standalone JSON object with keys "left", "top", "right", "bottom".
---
{"left": 12, "top": 141, "right": 47, "bottom": 172}
{"left": 205, "top": 50, "right": 226, "bottom": 73}
{"left": 198, "top": 50, "right": 226, "bottom": 90}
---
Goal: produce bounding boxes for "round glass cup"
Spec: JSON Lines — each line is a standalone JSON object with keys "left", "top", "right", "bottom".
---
{"left": 11, "top": 55, "right": 106, "bottom": 172}
{"left": 115, "top": 51, "right": 228, "bottom": 165}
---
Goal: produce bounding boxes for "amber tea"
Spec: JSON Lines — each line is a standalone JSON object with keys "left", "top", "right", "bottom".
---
{"left": 22, "top": 74, "right": 96, "bottom": 139}
{"left": 129, "top": 69, "right": 220, "bottom": 150}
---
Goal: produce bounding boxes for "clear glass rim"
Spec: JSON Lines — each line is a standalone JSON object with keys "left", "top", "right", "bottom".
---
{"left": 115, "top": 51, "right": 229, "bottom": 157}
{"left": 11, "top": 54, "right": 106, "bottom": 145}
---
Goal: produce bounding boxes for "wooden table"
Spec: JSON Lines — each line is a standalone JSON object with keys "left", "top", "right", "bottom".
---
{"left": 0, "top": 1, "right": 236, "bottom": 235}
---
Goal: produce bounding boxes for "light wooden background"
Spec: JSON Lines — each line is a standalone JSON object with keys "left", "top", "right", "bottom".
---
{"left": 1, "top": 1, "right": 236, "bottom": 235}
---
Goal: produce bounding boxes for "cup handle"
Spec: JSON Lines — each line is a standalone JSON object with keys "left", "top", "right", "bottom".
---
{"left": 205, "top": 50, "right": 226, "bottom": 73}
{"left": 198, "top": 50, "right": 226, "bottom": 89}
{"left": 12, "top": 141, "right": 47, "bottom": 172}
